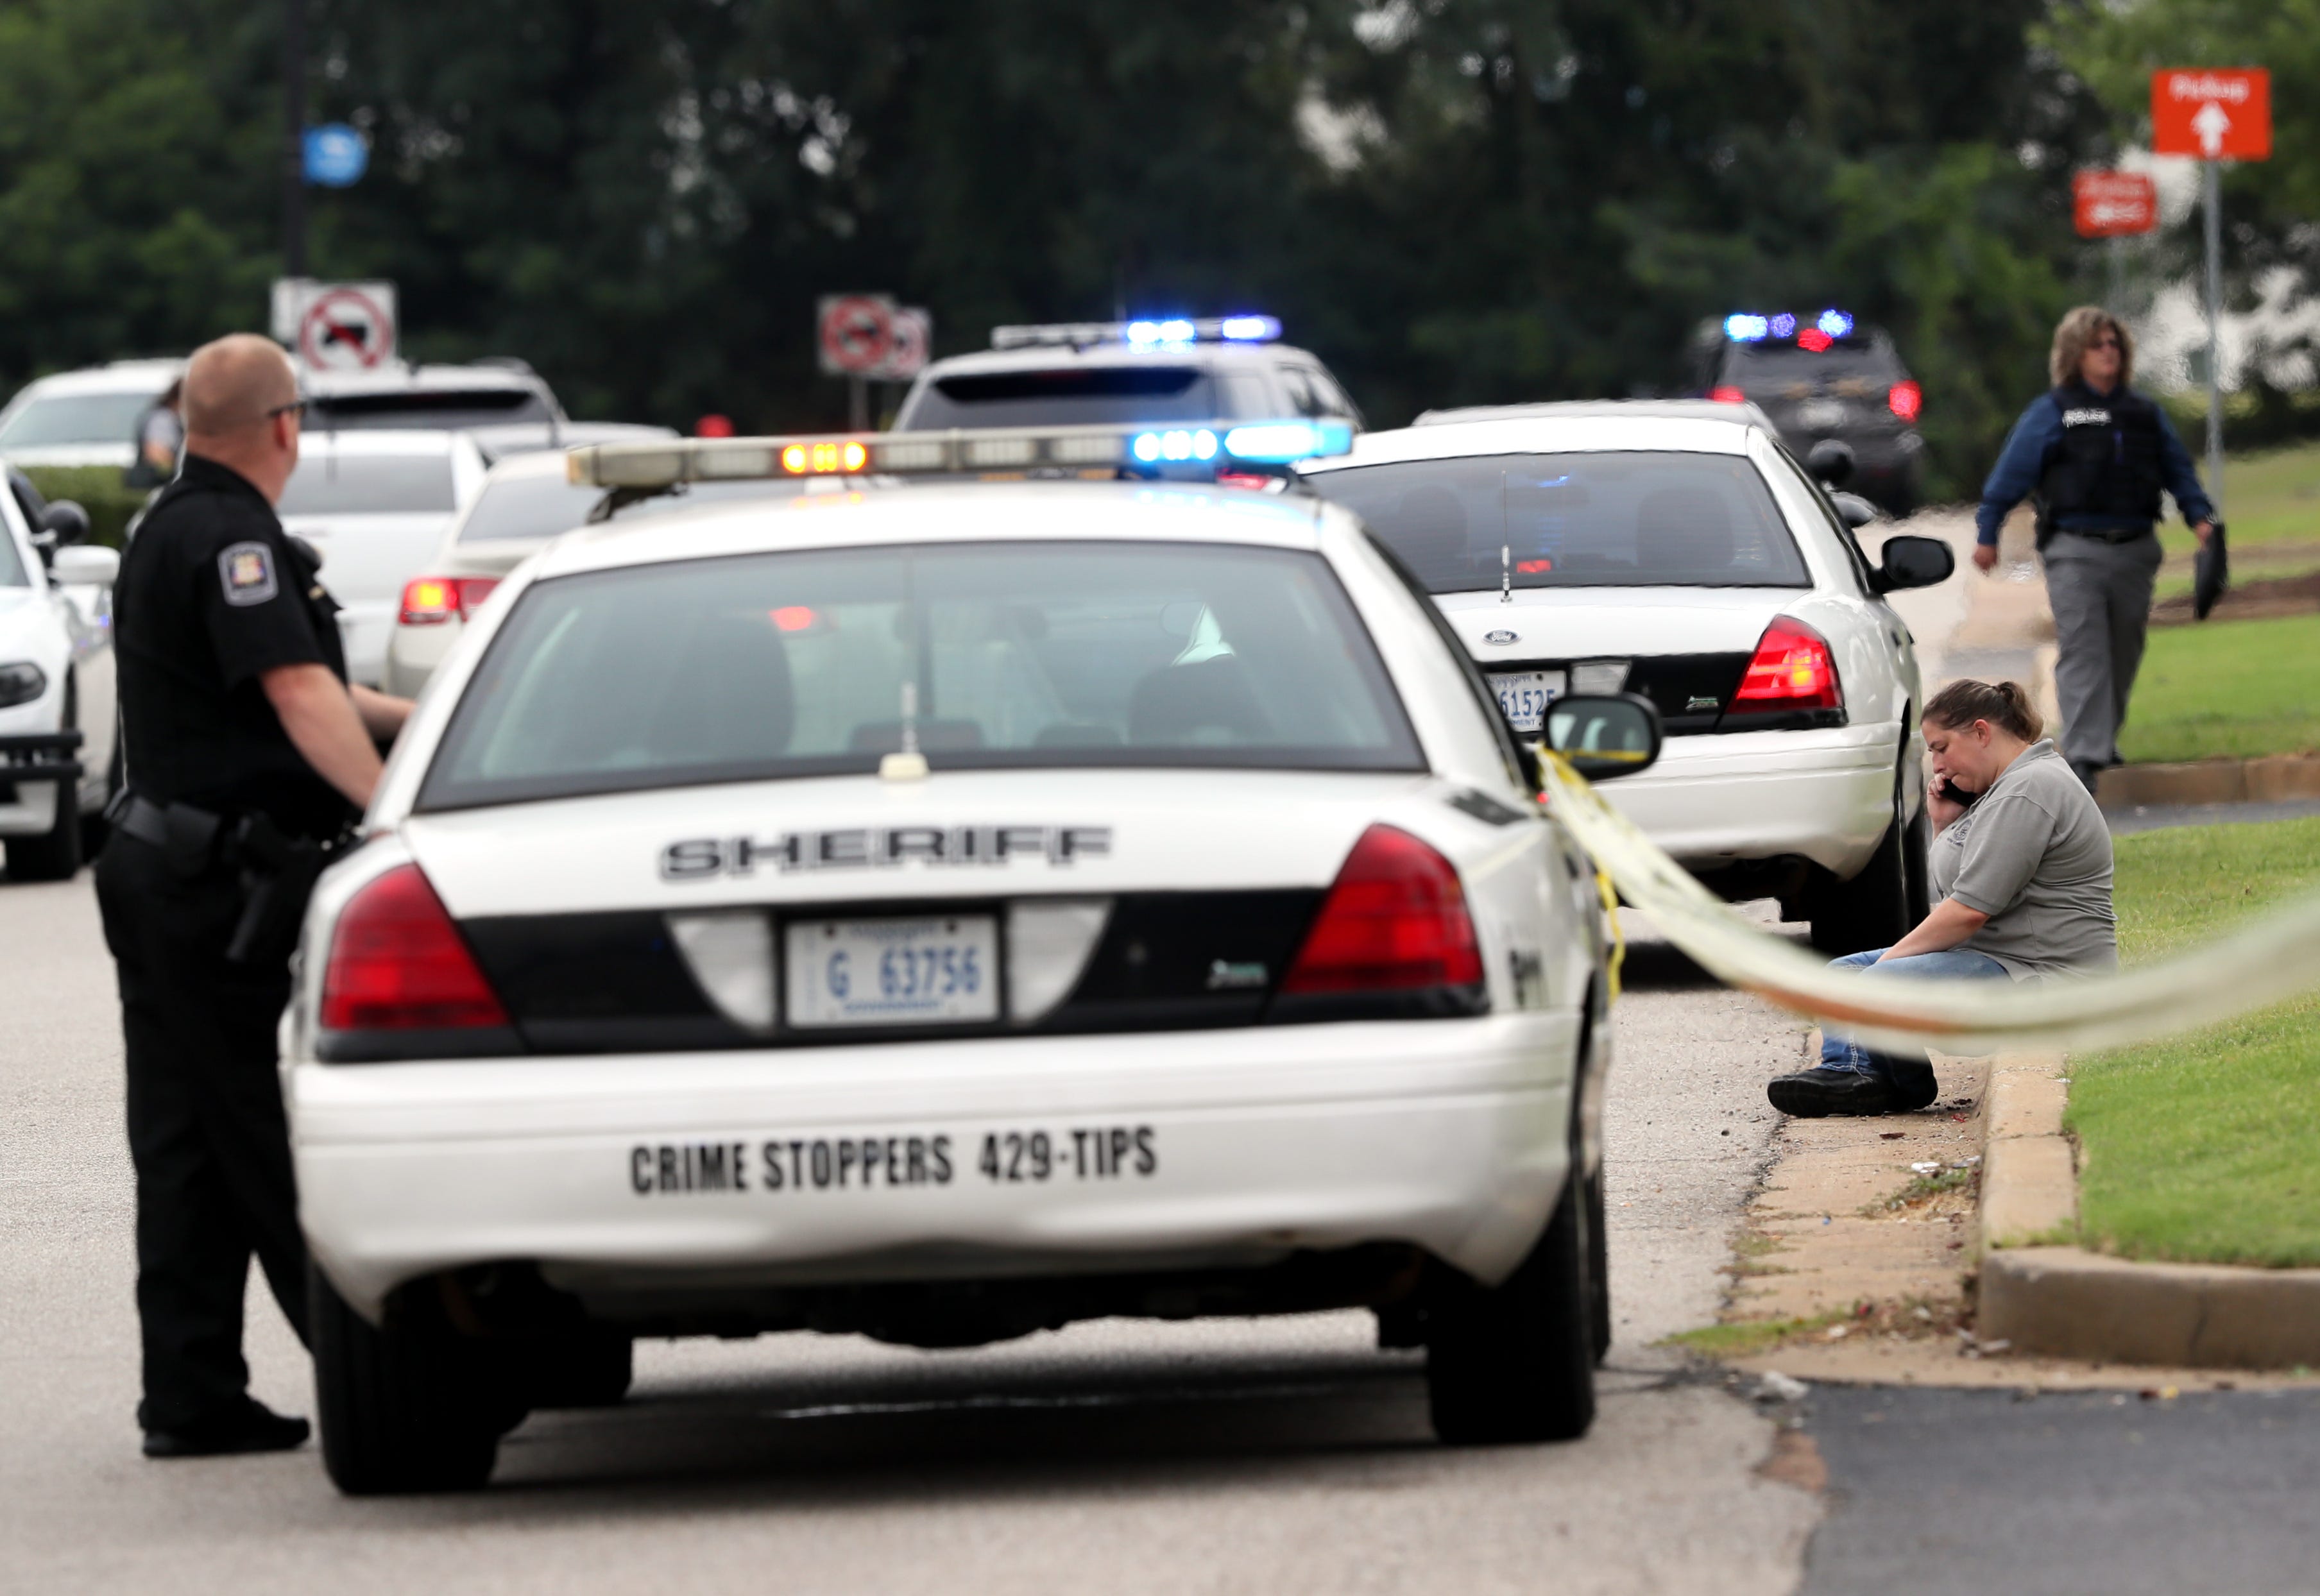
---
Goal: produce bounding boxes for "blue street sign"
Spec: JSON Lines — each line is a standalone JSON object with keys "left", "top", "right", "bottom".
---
{"left": 303, "top": 124, "right": 369, "bottom": 188}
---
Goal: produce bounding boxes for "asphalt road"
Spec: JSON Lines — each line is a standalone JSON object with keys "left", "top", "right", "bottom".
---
{"left": 1, "top": 871, "right": 1821, "bottom": 1593}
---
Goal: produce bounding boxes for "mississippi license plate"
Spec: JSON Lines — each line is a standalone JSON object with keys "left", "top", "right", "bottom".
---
{"left": 785, "top": 915, "right": 1000, "bottom": 1027}
{"left": 1488, "top": 669, "right": 1567, "bottom": 733}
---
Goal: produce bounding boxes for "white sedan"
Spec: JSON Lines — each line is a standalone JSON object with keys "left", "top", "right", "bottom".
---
{"left": 284, "top": 432, "right": 1663, "bottom": 1493}
{"left": 0, "top": 479, "right": 119, "bottom": 879}
{"left": 1299, "top": 400, "right": 1954, "bottom": 953}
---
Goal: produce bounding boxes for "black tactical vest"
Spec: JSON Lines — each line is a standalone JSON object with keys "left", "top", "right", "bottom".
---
{"left": 2035, "top": 381, "right": 2165, "bottom": 525}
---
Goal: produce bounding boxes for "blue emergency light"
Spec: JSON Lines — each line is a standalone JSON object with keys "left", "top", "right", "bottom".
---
{"left": 1220, "top": 420, "right": 1355, "bottom": 463}
{"left": 1723, "top": 314, "right": 1770, "bottom": 342}
{"left": 1817, "top": 308, "right": 1854, "bottom": 338}
{"left": 993, "top": 315, "right": 1286, "bottom": 351}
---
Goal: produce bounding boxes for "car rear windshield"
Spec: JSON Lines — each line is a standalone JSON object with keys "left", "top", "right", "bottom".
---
{"left": 457, "top": 474, "right": 608, "bottom": 542}
{"left": 1304, "top": 451, "right": 1809, "bottom": 593}
{"left": 1721, "top": 338, "right": 1900, "bottom": 390}
{"left": 418, "top": 540, "right": 1422, "bottom": 810}
{"left": 902, "top": 368, "right": 1215, "bottom": 429}
{"left": 277, "top": 455, "right": 459, "bottom": 516}
{"left": 308, "top": 388, "right": 554, "bottom": 430}
{"left": 0, "top": 391, "right": 157, "bottom": 449}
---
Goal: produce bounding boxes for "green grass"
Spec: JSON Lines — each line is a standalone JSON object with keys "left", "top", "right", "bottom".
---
{"left": 2154, "top": 440, "right": 2320, "bottom": 563}
{"left": 2117, "top": 611, "right": 2320, "bottom": 764}
{"left": 2067, "top": 818, "right": 2320, "bottom": 1268}
{"left": 17, "top": 464, "right": 149, "bottom": 549}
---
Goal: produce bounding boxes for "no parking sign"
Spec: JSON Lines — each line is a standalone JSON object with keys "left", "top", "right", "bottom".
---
{"left": 274, "top": 279, "right": 398, "bottom": 373}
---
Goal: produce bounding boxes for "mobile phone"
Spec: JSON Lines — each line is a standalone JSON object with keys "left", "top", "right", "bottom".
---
{"left": 1938, "top": 777, "right": 1979, "bottom": 807}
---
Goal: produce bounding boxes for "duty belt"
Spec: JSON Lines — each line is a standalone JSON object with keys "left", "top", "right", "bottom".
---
{"left": 110, "top": 792, "right": 339, "bottom": 963}
{"left": 2049, "top": 522, "right": 2155, "bottom": 546}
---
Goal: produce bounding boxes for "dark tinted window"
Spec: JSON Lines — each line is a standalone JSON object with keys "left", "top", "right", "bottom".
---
{"left": 420, "top": 540, "right": 1421, "bottom": 810}
{"left": 1721, "top": 337, "right": 1902, "bottom": 391}
{"left": 278, "top": 454, "right": 458, "bottom": 515}
{"left": 309, "top": 388, "right": 554, "bottom": 430}
{"left": 902, "top": 367, "right": 1215, "bottom": 429}
{"left": 1304, "top": 451, "right": 1808, "bottom": 593}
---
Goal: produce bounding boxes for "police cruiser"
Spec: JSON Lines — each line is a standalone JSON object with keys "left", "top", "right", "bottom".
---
{"left": 894, "top": 316, "right": 1363, "bottom": 479}
{"left": 284, "top": 422, "right": 1661, "bottom": 1493}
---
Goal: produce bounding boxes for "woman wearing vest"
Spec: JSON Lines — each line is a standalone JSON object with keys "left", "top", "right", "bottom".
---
{"left": 1972, "top": 307, "right": 2215, "bottom": 792}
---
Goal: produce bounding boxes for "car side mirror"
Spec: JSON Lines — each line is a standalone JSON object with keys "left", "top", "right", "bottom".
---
{"left": 1542, "top": 692, "right": 1663, "bottom": 782}
{"left": 42, "top": 500, "right": 91, "bottom": 547}
{"left": 1872, "top": 533, "right": 1954, "bottom": 594}
{"left": 1806, "top": 437, "right": 1854, "bottom": 489}
{"left": 1830, "top": 491, "right": 1877, "bottom": 531}
{"left": 51, "top": 544, "right": 120, "bottom": 587}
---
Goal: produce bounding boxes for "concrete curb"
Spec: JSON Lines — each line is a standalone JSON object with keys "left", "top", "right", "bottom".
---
{"left": 2099, "top": 752, "right": 2320, "bottom": 810}
{"left": 1975, "top": 1051, "right": 2320, "bottom": 1368}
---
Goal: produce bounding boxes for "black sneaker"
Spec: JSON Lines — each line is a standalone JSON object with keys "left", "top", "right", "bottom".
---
{"left": 143, "top": 1399, "right": 310, "bottom": 1459}
{"left": 1767, "top": 1066, "right": 1912, "bottom": 1117}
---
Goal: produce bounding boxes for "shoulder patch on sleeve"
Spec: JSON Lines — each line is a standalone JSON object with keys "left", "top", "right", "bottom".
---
{"left": 218, "top": 541, "right": 278, "bottom": 607}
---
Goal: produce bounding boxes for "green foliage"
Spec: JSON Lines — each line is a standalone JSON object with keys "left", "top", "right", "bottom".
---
{"left": 0, "top": 0, "right": 2107, "bottom": 484}
{"left": 16, "top": 466, "right": 147, "bottom": 549}
{"left": 2070, "top": 818, "right": 2320, "bottom": 1269}
{"left": 2119, "top": 610, "right": 2320, "bottom": 763}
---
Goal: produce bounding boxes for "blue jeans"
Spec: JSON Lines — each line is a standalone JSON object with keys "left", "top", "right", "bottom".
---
{"left": 1820, "top": 947, "right": 2010, "bottom": 1076}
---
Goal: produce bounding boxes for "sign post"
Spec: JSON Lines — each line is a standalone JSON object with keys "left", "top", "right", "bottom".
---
{"left": 817, "top": 296, "right": 933, "bottom": 429}
{"left": 2153, "top": 67, "right": 2272, "bottom": 519}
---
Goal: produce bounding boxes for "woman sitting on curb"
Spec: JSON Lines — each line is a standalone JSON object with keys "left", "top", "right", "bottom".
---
{"left": 1767, "top": 679, "right": 2119, "bottom": 1117}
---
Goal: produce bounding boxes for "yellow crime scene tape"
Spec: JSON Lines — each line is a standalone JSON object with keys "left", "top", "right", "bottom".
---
{"left": 1537, "top": 750, "right": 2320, "bottom": 1056}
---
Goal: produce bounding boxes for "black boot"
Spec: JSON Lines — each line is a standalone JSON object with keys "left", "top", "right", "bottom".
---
{"left": 143, "top": 1398, "right": 310, "bottom": 1459}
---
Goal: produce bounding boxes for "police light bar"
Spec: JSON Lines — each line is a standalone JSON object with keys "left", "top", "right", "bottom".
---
{"left": 565, "top": 418, "right": 1350, "bottom": 489}
{"left": 1726, "top": 309, "right": 1856, "bottom": 344}
{"left": 990, "top": 316, "right": 1282, "bottom": 350}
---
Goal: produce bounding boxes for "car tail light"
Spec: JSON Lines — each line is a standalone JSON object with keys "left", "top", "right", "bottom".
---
{"left": 320, "top": 864, "right": 508, "bottom": 1031}
{"left": 398, "top": 576, "right": 501, "bottom": 625}
{"left": 1730, "top": 616, "right": 1843, "bottom": 713}
{"left": 1281, "top": 825, "right": 1483, "bottom": 995}
{"left": 1888, "top": 381, "right": 1922, "bottom": 422}
{"left": 1709, "top": 385, "right": 1746, "bottom": 405}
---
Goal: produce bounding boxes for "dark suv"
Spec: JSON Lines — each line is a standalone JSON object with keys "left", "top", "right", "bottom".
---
{"left": 1694, "top": 312, "right": 1925, "bottom": 516}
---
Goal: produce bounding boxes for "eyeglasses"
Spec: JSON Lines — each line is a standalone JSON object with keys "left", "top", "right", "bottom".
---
{"left": 2089, "top": 335, "right": 2122, "bottom": 352}
{"left": 266, "top": 399, "right": 309, "bottom": 420}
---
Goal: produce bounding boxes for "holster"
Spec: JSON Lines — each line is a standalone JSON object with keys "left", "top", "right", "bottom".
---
{"left": 223, "top": 811, "right": 330, "bottom": 967}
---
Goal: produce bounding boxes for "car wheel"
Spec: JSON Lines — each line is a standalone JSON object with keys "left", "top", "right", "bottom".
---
{"left": 6, "top": 777, "right": 84, "bottom": 881}
{"left": 1900, "top": 795, "right": 1932, "bottom": 927}
{"left": 527, "top": 1330, "right": 634, "bottom": 1409}
{"left": 312, "top": 1264, "right": 509, "bottom": 1495}
{"left": 1585, "top": 1156, "right": 1611, "bottom": 1366}
{"left": 1809, "top": 773, "right": 1918, "bottom": 956}
{"left": 1424, "top": 1167, "right": 1598, "bottom": 1445}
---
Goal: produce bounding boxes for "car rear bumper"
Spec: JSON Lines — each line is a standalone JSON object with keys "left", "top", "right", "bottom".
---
{"left": 289, "top": 1012, "right": 1579, "bottom": 1320}
{"left": 0, "top": 731, "right": 78, "bottom": 835}
{"left": 382, "top": 615, "right": 463, "bottom": 699}
{"left": 1601, "top": 722, "right": 1897, "bottom": 879}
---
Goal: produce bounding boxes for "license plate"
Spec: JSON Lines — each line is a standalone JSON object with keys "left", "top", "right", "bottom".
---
{"left": 785, "top": 915, "right": 999, "bottom": 1027}
{"left": 1798, "top": 399, "right": 1847, "bottom": 430}
{"left": 1489, "top": 669, "right": 1567, "bottom": 733}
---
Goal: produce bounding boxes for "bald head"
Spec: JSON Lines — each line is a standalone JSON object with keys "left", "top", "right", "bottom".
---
{"left": 182, "top": 334, "right": 298, "bottom": 437}
{"left": 181, "top": 334, "right": 302, "bottom": 504}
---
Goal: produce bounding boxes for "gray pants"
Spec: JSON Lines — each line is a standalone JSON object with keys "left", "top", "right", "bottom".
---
{"left": 2042, "top": 530, "right": 2162, "bottom": 772}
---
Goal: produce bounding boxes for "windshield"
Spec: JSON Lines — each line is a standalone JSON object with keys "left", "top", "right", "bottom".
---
{"left": 419, "top": 540, "right": 1421, "bottom": 810}
{"left": 1722, "top": 338, "right": 1899, "bottom": 392}
{"left": 0, "top": 391, "right": 157, "bottom": 449}
{"left": 902, "top": 368, "right": 1216, "bottom": 429}
{"left": 1304, "top": 451, "right": 1809, "bottom": 593}
{"left": 308, "top": 388, "right": 554, "bottom": 430}
{"left": 278, "top": 454, "right": 458, "bottom": 516}
{"left": 457, "top": 474, "right": 607, "bottom": 542}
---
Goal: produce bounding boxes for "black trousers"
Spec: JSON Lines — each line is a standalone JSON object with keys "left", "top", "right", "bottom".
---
{"left": 94, "top": 834, "right": 309, "bottom": 1434}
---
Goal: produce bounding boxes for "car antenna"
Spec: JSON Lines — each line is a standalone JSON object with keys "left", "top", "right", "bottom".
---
{"left": 881, "top": 679, "right": 929, "bottom": 781}
{"left": 1501, "top": 543, "right": 1512, "bottom": 604}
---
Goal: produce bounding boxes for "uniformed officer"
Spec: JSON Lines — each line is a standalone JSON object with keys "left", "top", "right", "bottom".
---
{"left": 97, "top": 334, "right": 413, "bottom": 1457}
{"left": 1973, "top": 307, "right": 2215, "bottom": 791}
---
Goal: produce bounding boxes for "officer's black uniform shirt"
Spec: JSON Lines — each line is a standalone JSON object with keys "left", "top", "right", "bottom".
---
{"left": 113, "top": 454, "right": 357, "bottom": 840}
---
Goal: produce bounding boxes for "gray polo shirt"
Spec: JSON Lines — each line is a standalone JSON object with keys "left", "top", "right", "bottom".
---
{"left": 1929, "top": 738, "right": 2117, "bottom": 977}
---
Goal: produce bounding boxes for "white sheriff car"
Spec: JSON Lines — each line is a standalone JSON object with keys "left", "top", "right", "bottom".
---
{"left": 285, "top": 427, "right": 1663, "bottom": 1493}
{"left": 1299, "top": 401, "right": 1956, "bottom": 953}
{"left": 1, "top": 476, "right": 119, "bottom": 879}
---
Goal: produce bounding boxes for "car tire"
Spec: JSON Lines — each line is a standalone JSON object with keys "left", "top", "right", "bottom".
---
{"left": 1585, "top": 1157, "right": 1612, "bottom": 1366}
{"left": 312, "top": 1264, "right": 509, "bottom": 1495}
{"left": 1424, "top": 1169, "right": 1598, "bottom": 1445}
{"left": 6, "top": 777, "right": 84, "bottom": 881}
{"left": 1809, "top": 772, "right": 1920, "bottom": 956}
{"left": 527, "top": 1330, "right": 634, "bottom": 1409}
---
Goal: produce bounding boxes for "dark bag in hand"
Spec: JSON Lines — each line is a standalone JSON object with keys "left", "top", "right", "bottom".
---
{"left": 2194, "top": 520, "right": 2229, "bottom": 620}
